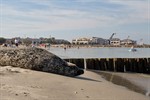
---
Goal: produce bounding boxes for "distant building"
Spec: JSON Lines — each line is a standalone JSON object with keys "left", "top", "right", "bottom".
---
{"left": 72, "top": 38, "right": 91, "bottom": 44}
{"left": 121, "top": 39, "right": 136, "bottom": 45}
{"left": 32, "top": 38, "right": 41, "bottom": 46}
{"left": 110, "top": 38, "right": 121, "bottom": 46}
{"left": 55, "top": 39, "right": 70, "bottom": 44}
{"left": 89, "top": 37, "right": 107, "bottom": 45}
{"left": 39, "top": 37, "right": 70, "bottom": 44}
{"left": 72, "top": 37, "right": 108, "bottom": 45}
{"left": 72, "top": 39, "right": 77, "bottom": 44}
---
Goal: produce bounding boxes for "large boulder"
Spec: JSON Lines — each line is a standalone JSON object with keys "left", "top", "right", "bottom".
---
{"left": 0, "top": 47, "right": 84, "bottom": 76}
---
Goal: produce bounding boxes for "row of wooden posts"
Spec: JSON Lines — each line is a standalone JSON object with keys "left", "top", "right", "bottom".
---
{"left": 64, "top": 58, "right": 150, "bottom": 74}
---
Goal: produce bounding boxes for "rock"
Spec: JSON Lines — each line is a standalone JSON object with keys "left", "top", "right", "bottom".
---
{"left": 74, "top": 91, "right": 78, "bottom": 94}
{"left": 0, "top": 47, "right": 84, "bottom": 76}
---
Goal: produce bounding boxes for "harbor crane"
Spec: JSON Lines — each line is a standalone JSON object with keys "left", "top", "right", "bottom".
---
{"left": 109, "top": 33, "right": 116, "bottom": 40}
{"left": 108, "top": 33, "right": 116, "bottom": 45}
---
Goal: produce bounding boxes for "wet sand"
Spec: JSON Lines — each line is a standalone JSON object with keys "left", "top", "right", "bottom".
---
{"left": 0, "top": 66, "right": 149, "bottom": 100}
{"left": 92, "top": 70, "right": 150, "bottom": 96}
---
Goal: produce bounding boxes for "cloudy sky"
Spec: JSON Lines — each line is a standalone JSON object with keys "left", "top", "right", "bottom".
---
{"left": 0, "top": 0, "right": 149, "bottom": 43}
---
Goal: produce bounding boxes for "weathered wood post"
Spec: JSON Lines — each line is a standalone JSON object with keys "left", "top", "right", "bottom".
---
{"left": 132, "top": 59, "right": 138, "bottom": 72}
{"left": 84, "top": 58, "right": 87, "bottom": 70}
{"left": 137, "top": 58, "right": 144, "bottom": 73}
{"left": 94, "top": 59, "right": 100, "bottom": 70}
{"left": 64, "top": 58, "right": 150, "bottom": 74}
{"left": 100, "top": 59, "right": 107, "bottom": 71}
{"left": 115, "top": 58, "right": 124, "bottom": 72}
{"left": 86, "top": 59, "right": 94, "bottom": 69}
{"left": 143, "top": 58, "right": 149, "bottom": 74}
{"left": 107, "top": 58, "right": 114, "bottom": 71}
{"left": 147, "top": 58, "right": 150, "bottom": 74}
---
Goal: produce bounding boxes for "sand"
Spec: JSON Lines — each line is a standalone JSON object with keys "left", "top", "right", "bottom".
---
{"left": 0, "top": 66, "right": 149, "bottom": 100}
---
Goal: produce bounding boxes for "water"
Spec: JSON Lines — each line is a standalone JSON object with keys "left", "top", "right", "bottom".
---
{"left": 48, "top": 47, "right": 150, "bottom": 59}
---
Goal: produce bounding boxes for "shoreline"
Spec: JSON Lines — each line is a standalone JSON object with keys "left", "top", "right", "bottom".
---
{"left": 49, "top": 44, "right": 150, "bottom": 48}
{"left": 0, "top": 66, "right": 150, "bottom": 100}
{"left": 1, "top": 44, "right": 150, "bottom": 49}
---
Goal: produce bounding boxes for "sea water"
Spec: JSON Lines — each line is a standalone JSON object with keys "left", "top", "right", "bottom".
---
{"left": 48, "top": 47, "right": 150, "bottom": 59}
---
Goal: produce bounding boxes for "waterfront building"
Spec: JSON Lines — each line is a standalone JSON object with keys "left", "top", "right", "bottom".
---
{"left": 72, "top": 39, "right": 78, "bottom": 44}
{"left": 110, "top": 38, "right": 121, "bottom": 46}
{"left": 73, "top": 37, "right": 108, "bottom": 45}
{"left": 55, "top": 39, "right": 70, "bottom": 44}
{"left": 38, "top": 37, "right": 70, "bottom": 44}
{"left": 72, "top": 38, "right": 91, "bottom": 44}
{"left": 89, "top": 37, "right": 107, "bottom": 45}
{"left": 121, "top": 39, "right": 136, "bottom": 45}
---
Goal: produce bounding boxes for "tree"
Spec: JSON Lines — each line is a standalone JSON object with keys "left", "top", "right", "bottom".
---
{"left": 22, "top": 38, "right": 32, "bottom": 46}
{"left": 0, "top": 37, "right": 6, "bottom": 45}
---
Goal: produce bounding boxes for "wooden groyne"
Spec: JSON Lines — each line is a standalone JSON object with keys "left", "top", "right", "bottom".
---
{"left": 64, "top": 58, "right": 150, "bottom": 74}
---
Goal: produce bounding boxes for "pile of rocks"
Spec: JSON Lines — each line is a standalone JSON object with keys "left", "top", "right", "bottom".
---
{"left": 0, "top": 47, "right": 84, "bottom": 76}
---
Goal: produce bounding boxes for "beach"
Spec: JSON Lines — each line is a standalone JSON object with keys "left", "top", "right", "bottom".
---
{"left": 0, "top": 66, "right": 149, "bottom": 100}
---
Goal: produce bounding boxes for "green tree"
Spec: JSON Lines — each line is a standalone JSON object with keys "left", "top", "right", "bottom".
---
{"left": 0, "top": 37, "right": 6, "bottom": 45}
{"left": 22, "top": 38, "right": 32, "bottom": 46}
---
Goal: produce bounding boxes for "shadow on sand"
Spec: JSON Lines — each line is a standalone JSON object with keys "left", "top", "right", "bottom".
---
{"left": 91, "top": 70, "right": 148, "bottom": 96}
{"left": 74, "top": 76, "right": 102, "bottom": 83}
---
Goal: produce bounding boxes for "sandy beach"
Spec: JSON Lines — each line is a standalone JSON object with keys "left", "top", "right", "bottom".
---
{"left": 0, "top": 66, "right": 149, "bottom": 100}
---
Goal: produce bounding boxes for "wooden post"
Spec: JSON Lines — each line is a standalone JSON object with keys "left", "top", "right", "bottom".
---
{"left": 63, "top": 58, "right": 150, "bottom": 74}
{"left": 106, "top": 58, "right": 113, "bottom": 71}
{"left": 84, "top": 58, "right": 87, "bottom": 70}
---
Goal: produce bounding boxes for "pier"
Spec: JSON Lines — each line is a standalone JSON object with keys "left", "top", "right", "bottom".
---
{"left": 64, "top": 58, "right": 150, "bottom": 74}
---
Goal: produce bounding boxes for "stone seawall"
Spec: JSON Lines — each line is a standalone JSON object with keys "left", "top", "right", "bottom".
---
{"left": 64, "top": 58, "right": 150, "bottom": 74}
{"left": 0, "top": 47, "right": 84, "bottom": 76}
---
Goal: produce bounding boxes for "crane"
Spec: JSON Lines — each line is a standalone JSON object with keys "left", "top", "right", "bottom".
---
{"left": 107, "top": 33, "right": 116, "bottom": 45}
{"left": 109, "top": 33, "right": 116, "bottom": 40}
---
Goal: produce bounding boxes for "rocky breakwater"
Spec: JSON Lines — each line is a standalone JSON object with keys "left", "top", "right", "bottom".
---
{"left": 0, "top": 47, "right": 84, "bottom": 76}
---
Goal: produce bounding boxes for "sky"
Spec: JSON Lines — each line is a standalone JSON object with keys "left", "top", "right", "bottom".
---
{"left": 0, "top": 0, "right": 149, "bottom": 44}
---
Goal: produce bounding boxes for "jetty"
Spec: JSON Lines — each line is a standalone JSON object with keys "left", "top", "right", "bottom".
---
{"left": 64, "top": 58, "right": 150, "bottom": 74}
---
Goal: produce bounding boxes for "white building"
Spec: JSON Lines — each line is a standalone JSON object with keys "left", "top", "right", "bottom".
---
{"left": 72, "top": 38, "right": 91, "bottom": 44}
{"left": 121, "top": 39, "right": 136, "bottom": 45}
{"left": 110, "top": 38, "right": 121, "bottom": 46}
{"left": 89, "top": 37, "right": 107, "bottom": 45}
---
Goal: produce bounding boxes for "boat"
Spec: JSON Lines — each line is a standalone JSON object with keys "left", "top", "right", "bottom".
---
{"left": 128, "top": 46, "right": 137, "bottom": 52}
